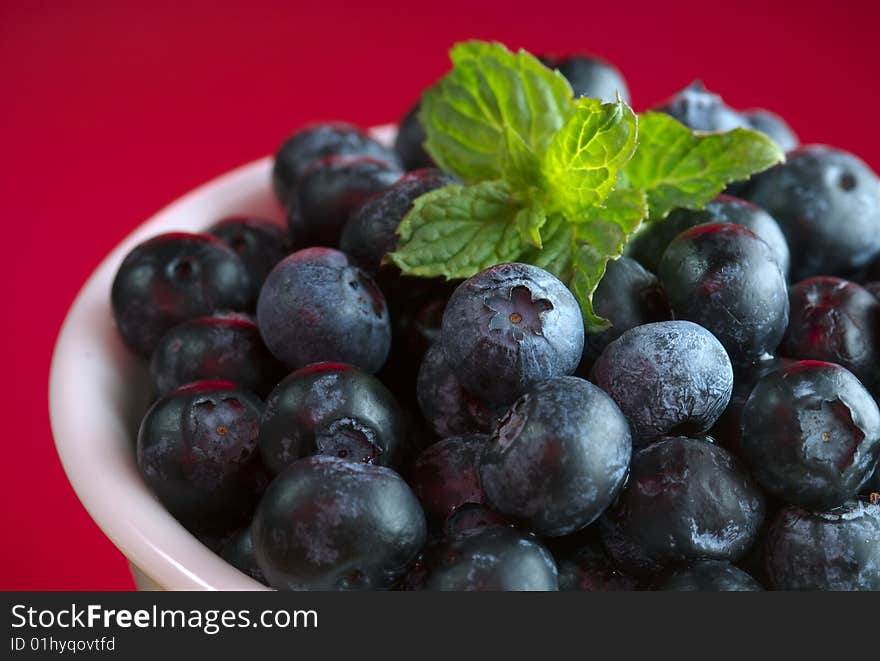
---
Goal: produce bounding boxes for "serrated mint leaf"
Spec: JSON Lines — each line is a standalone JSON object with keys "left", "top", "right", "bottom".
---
{"left": 577, "top": 187, "right": 648, "bottom": 229}
{"left": 624, "top": 111, "right": 785, "bottom": 219}
{"left": 569, "top": 242, "right": 612, "bottom": 332}
{"left": 514, "top": 204, "right": 547, "bottom": 248}
{"left": 522, "top": 215, "right": 574, "bottom": 280}
{"left": 542, "top": 97, "right": 638, "bottom": 219}
{"left": 502, "top": 126, "right": 543, "bottom": 191}
{"left": 419, "top": 41, "right": 573, "bottom": 182}
{"left": 390, "top": 181, "right": 524, "bottom": 279}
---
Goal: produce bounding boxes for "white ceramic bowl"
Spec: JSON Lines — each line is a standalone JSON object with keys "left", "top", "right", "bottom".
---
{"left": 49, "top": 126, "right": 397, "bottom": 590}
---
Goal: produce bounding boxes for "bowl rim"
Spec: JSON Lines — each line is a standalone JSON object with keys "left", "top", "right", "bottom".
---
{"left": 49, "top": 156, "right": 277, "bottom": 590}
{"left": 50, "top": 124, "right": 398, "bottom": 590}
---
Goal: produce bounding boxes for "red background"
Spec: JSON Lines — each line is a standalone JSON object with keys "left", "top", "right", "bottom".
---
{"left": 2, "top": 0, "right": 879, "bottom": 590}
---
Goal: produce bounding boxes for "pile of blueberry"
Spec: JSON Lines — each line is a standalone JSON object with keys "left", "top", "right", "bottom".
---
{"left": 111, "top": 54, "right": 880, "bottom": 591}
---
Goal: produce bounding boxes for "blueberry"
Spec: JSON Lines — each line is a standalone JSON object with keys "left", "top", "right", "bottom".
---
{"left": 743, "top": 145, "right": 880, "bottom": 280}
{"left": 764, "top": 499, "right": 880, "bottom": 590}
{"left": 862, "top": 467, "right": 879, "bottom": 495}
{"left": 741, "top": 360, "right": 880, "bottom": 509}
{"left": 209, "top": 216, "right": 290, "bottom": 306}
{"left": 377, "top": 280, "right": 458, "bottom": 414}
{"left": 742, "top": 108, "right": 799, "bottom": 152}
{"left": 111, "top": 232, "right": 251, "bottom": 357}
{"left": 659, "top": 223, "right": 789, "bottom": 364}
{"left": 393, "top": 103, "right": 434, "bottom": 171}
{"left": 554, "top": 534, "right": 640, "bottom": 591}
{"left": 584, "top": 257, "right": 671, "bottom": 362}
{"left": 288, "top": 156, "right": 403, "bottom": 248}
{"left": 441, "top": 263, "right": 584, "bottom": 406}
{"left": 150, "top": 314, "right": 284, "bottom": 398}
{"left": 340, "top": 168, "right": 455, "bottom": 273}
{"left": 272, "top": 123, "right": 400, "bottom": 207}
{"left": 405, "top": 526, "right": 558, "bottom": 591}
{"left": 780, "top": 278, "right": 880, "bottom": 396}
{"left": 136, "top": 382, "right": 266, "bottom": 532}
{"left": 408, "top": 434, "right": 489, "bottom": 527}
{"left": 656, "top": 561, "right": 763, "bottom": 591}
{"left": 416, "top": 343, "right": 496, "bottom": 439}
{"left": 442, "top": 503, "right": 512, "bottom": 536}
{"left": 591, "top": 320, "right": 733, "bottom": 446}
{"left": 708, "top": 356, "right": 796, "bottom": 457}
{"left": 220, "top": 527, "right": 267, "bottom": 585}
{"left": 259, "top": 362, "right": 406, "bottom": 473}
{"left": 652, "top": 81, "right": 748, "bottom": 132}
{"left": 539, "top": 54, "right": 630, "bottom": 104}
{"left": 599, "top": 437, "right": 765, "bottom": 577}
{"left": 626, "top": 195, "right": 791, "bottom": 278}
{"left": 256, "top": 247, "right": 391, "bottom": 372}
{"left": 862, "top": 281, "right": 880, "bottom": 300}
{"left": 479, "top": 376, "right": 632, "bottom": 537}
{"left": 252, "top": 455, "right": 426, "bottom": 590}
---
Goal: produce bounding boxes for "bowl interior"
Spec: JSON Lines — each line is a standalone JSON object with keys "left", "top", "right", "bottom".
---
{"left": 50, "top": 156, "right": 286, "bottom": 590}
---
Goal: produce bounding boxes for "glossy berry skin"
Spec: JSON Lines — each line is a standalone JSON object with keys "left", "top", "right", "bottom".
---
{"left": 539, "top": 54, "right": 630, "bottom": 104}
{"left": 416, "top": 343, "right": 496, "bottom": 439}
{"left": 259, "top": 363, "right": 406, "bottom": 474}
{"left": 764, "top": 500, "right": 880, "bottom": 590}
{"left": 653, "top": 81, "right": 748, "bottom": 132}
{"left": 340, "top": 169, "right": 455, "bottom": 273}
{"left": 111, "top": 233, "right": 251, "bottom": 357}
{"left": 780, "top": 277, "right": 880, "bottom": 394}
{"left": 659, "top": 223, "right": 789, "bottom": 364}
{"left": 252, "top": 456, "right": 426, "bottom": 591}
{"left": 443, "top": 503, "right": 512, "bottom": 536}
{"left": 626, "top": 195, "right": 791, "bottom": 277}
{"left": 136, "top": 382, "right": 266, "bottom": 532}
{"left": 209, "top": 217, "right": 290, "bottom": 306}
{"left": 742, "top": 109, "right": 799, "bottom": 152}
{"left": 591, "top": 321, "right": 733, "bottom": 446}
{"left": 393, "top": 103, "right": 433, "bottom": 171}
{"left": 256, "top": 248, "right": 391, "bottom": 373}
{"left": 555, "top": 537, "right": 640, "bottom": 591}
{"left": 480, "top": 376, "right": 632, "bottom": 537}
{"left": 741, "top": 361, "right": 880, "bottom": 510}
{"left": 584, "top": 256, "right": 671, "bottom": 362}
{"left": 656, "top": 561, "right": 763, "bottom": 591}
{"left": 288, "top": 156, "right": 403, "bottom": 248}
{"left": 220, "top": 527, "right": 267, "bottom": 585}
{"left": 743, "top": 145, "right": 880, "bottom": 281}
{"left": 709, "top": 357, "right": 795, "bottom": 457}
{"left": 150, "top": 314, "right": 284, "bottom": 398}
{"left": 408, "top": 434, "right": 489, "bottom": 526}
{"left": 441, "top": 263, "right": 584, "bottom": 406}
{"left": 272, "top": 123, "right": 400, "bottom": 207}
{"left": 407, "top": 526, "right": 558, "bottom": 591}
{"left": 600, "top": 437, "right": 765, "bottom": 577}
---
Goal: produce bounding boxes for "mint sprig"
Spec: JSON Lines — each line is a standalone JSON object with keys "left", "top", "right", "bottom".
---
{"left": 390, "top": 41, "right": 785, "bottom": 331}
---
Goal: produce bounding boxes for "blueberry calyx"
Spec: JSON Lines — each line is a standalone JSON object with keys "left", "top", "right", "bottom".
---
{"left": 486, "top": 285, "right": 553, "bottom": 343}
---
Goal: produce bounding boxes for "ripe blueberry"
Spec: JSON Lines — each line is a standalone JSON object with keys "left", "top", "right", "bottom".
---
{"left": 441, "top": 263, "right": 584, "bottom": 406}
{"left": 591, "top": 320, "right": 733, "bottom": 446}
{"left": 256, "top": 248, "right": 391, "bottom": 373}
{"left": 111, "top": 232, "right": 251, "bottom": 356}
{"left": 259, "top": 362, "right": 406, "bottom": 473}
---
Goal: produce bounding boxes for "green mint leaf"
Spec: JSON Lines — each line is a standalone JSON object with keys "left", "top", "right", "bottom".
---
{"left": 419, "top": 41, "right": 573, "bottom": 182}
{"left": 569, "top": 242, "right": 613, "bottom": 332}
{"left": 390, "top": 180, "right": 524, "bottom": 278}
{"left": 514, "top": 204, "right": 547, "bottom": 249}
{"left": 542, "top": 97, "right": 638, "bottom": 219}
{"left": 624, "top": 111, "right": 785, "bottom": 219}
{"left": 522, "top": 215, "right": 573, "bottom": 279}
{"left": 502, "top": 126, "right": 544, "bottom": 191}
{"left": 577, "top": 186, "right": 648, "bottom": 227}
